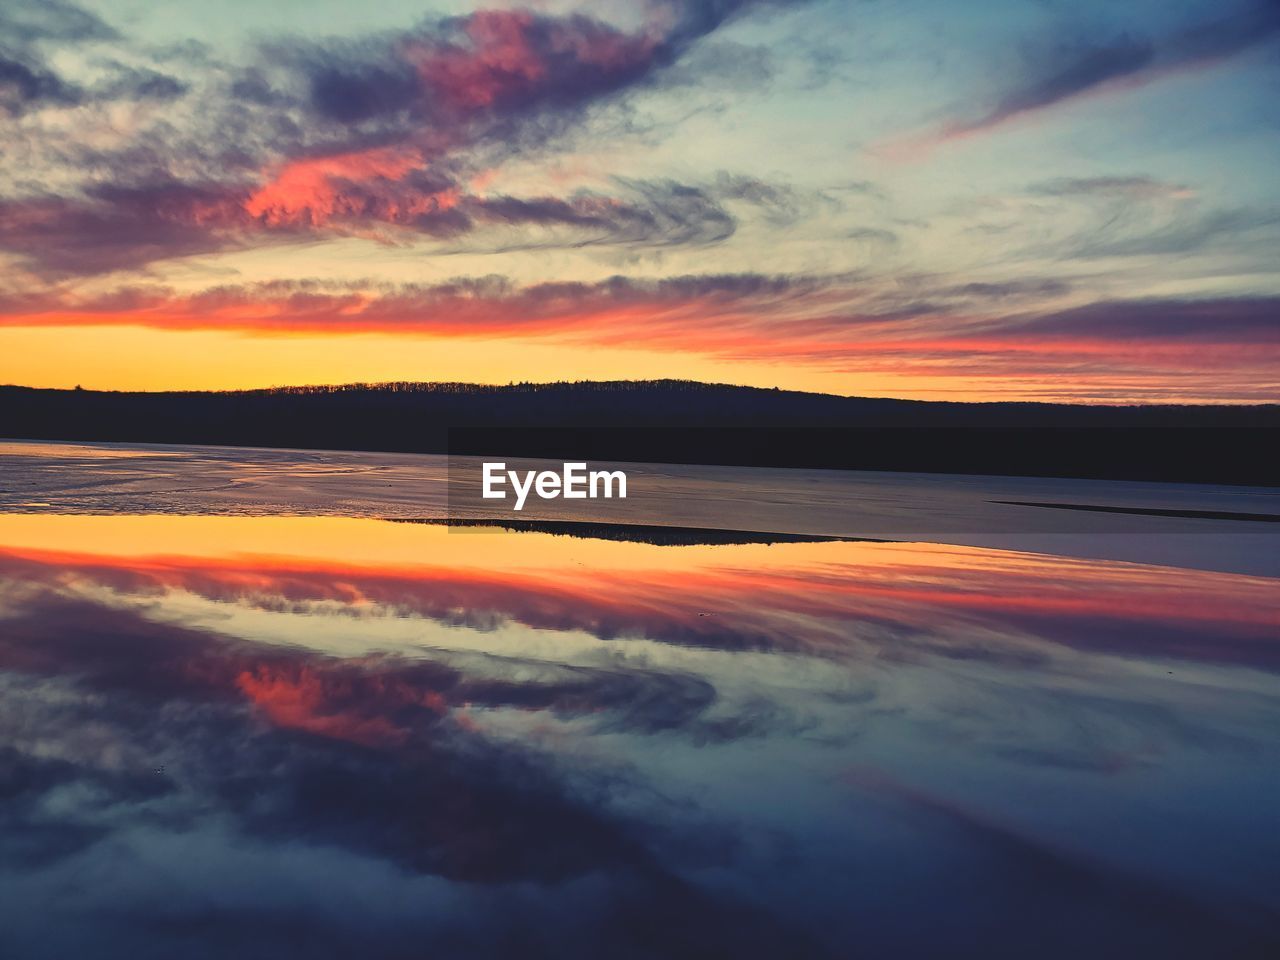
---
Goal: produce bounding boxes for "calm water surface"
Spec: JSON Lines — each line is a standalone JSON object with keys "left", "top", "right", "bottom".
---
{"left": 1, "top": 444, "right": 1278, "bottom": 958}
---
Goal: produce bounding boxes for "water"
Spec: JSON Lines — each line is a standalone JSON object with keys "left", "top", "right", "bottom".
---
{"left": 1, "top": 442, "right": 1278, "bottom": 958}
{"left": 2, "top": 439, "right": 1277, "bottom": 573}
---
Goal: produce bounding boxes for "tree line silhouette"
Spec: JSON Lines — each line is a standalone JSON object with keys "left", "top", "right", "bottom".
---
{"left": 1, "top": 380, "right": 1274, "bottom": 484}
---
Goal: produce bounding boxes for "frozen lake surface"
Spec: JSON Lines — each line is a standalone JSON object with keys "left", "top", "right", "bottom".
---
{"left": 1, "top": 439, "right": 1275, "bottom": 574}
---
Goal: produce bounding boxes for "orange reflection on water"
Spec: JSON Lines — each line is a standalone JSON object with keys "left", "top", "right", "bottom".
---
{"left": 0, "top": 514, "right": 1275, "bottom": 674}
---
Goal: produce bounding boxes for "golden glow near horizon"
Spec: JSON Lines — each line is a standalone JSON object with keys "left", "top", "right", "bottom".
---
{"left": 0, "top": 325, "right": 959, "bottom": 400}
{"left": 0, "top": 324, "right": 1264, "bottom": 404}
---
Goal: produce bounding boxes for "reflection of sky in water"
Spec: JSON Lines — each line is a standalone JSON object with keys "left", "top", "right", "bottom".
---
{"left": 0, "top": 515, "right": 1277, "bottom": 958}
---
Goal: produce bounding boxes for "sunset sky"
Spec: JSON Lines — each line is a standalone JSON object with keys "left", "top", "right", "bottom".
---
{"left": 1, "top": 0, "right": 1277, "bottom": 401}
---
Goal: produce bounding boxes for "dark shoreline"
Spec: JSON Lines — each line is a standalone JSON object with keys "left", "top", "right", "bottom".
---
{"left": 389, "top": 518, "right": 867, "bottom": 546}
{"left": 3, "top": 381, "right": 1275, "bottom": 486}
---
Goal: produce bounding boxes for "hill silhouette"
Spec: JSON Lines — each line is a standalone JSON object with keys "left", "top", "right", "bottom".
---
{"left": 2, "top": 380, "right": 1275, "bottom": 484}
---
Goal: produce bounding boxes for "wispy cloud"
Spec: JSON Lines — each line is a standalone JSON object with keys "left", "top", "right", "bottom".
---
{"left": 0, "top": 172, "right": 810, "bottom": 278}
{"left": 1029, "top": 176, "right": 1196, "bottom": 201}
{"left": 884, "top": 0, "right": 1280, "bottom": 155}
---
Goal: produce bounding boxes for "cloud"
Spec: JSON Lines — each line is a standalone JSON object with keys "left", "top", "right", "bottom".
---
{"left": 1029, "top": 176, "right": 1195, "bottom": 200}
{"left": 947, "top": 174, "right": 1278, "bottom": 271}
{"left": 0, "top": 0, "right": 178, "bottom": 117}
{"left": 1071, "top": 205, "right": 1280, "bottom": 258}
{"left": 891, "top": 0, "right": 1280, "bottom": 151}
{"left": 846, "top": 226, "right": 899, "bottom": 247}
{"left": 993, "top": 296, "right": 1280, "bottom": 343}
{"left": 952, "top": 175, "right": 1279, "bottom": 264}
{"left": 0, "top": 0, "right": 116, "bottom": 47}
{"left": 0, "top": 181, "right": 247, "bottom": 278}
{"left": 0, "top": 54, "right": 81, "bottom": 115}
{"left": 305, "top": 61, "right": 422, "bottom": 124}
{"left": 945, "top": 279, "right": 1073, "bottom": 300}
{"left": 0, "top": 2, "right": 809, "bottom": 276}
{"left": 949, "top": 32, "right": 1155, "bottom": 138}
{"left": 467, "top": 177, "right": 740, "bottom": 247}
{"left": 0, "top": 172, "right": 758, "bottom": 277}
{"left": 0, "top": 272, "right": 827, "bottom": 337}
{"left": 91, "top": 64, "right": 188, "bottom": 103}
{"left": 712, "top": 172, "right": 821, "bottom": 226}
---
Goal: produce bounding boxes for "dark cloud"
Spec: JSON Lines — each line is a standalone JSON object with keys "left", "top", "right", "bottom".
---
{"left": 257, "top": 1, "right": 803, "bottom": 156}
{"left": 0, "top": 180, "right": 245, "bottom": 278}
{"left": 0, "top": 0, "right": 119, "bottom": 116}
{"left": 998, "top": 296, "right": 1280, "bottom": 344}
{"left": 1164, "top": 0, "right": 1280, "bottom": 62}
{"left": 942, "top": 0, "right": 1280, "bottom": 137}
{"left": 465, "top": 178, "right": 739, "bottom": 247}
{"left": 0, "top": 56, "right": 188, "bottom": 117}
{"left": 306, "top": 62, "right": 421, "bottom": 123}
{"left": 992, "top": 33, "right": 1154, "bottom": 124}
{"left": 0, "top": 0, "right": 117, "bottom": 47}
{"left": 0, "top": 745, "right": 170, "bottom": 868}
{"left": 228, "top": 67, "right": 290, "bottom": 107}
{"left": 948, "top": 279, "right": 1073, "bottom": 300}
{"left": 92, "top": 64, "right": 189, "bottom": 102}
{"left": 0, "top": 54, "right": 80, "bottom": 115}
{"left": 846, "top": 226, "right": 899, "bottom": 246}
{"left": 712, "top": 173, "right": 816, "bottom": 226}
{"left": 0, "top": 1, "right": 193, "bottom": 118}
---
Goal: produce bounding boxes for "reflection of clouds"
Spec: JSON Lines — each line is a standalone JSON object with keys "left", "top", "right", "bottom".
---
{"left": 0, "top": 589, "right": 827, "bottom": 957}
{"left": 0, "top": 537, "right": 1275, "bottom": 670}
{"left": 0, "top": 585, "right": 790, "bottom": 750}
{"left": 1, "top": 528, "right": 1279, "bottom": 957}
{"left": 842, "top": 767, "right": 1279, "bottom": 957}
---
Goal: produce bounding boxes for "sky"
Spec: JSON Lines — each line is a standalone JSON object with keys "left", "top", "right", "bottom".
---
{"left": 0, "top": 0, "right": 1277, "bottom": 402}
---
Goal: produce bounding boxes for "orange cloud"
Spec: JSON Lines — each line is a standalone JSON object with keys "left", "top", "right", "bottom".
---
{"left": 244, "top": 146, "right": 455, "bottom": 227}
{"left": 410, "top": 10, "right": 549, "bottom": 110}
